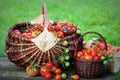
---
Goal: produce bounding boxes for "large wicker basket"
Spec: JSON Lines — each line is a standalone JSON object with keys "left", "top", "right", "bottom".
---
{"left": 74, "top": 32, "right": 107, "bottom": 78}
{"left": 5, "top": 4, "right": 83, "bottom": 68}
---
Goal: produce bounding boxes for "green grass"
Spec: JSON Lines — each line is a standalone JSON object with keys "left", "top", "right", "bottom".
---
{"left": 0, "top": 0, "right": 120, "bottom": 56}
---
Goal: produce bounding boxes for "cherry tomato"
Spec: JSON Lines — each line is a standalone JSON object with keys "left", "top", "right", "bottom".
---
{"left": 105, "top": 51, "right": 111, "bottom": 56}
{"left": 77, "top": 53, "right": 83, "bottom": 58}
{"left": 71, "top": 27, "right": 76, "bottom": 33}
{"left": 52, "top": 66, "right": 57, "bottom": 72}
{"left": 87, "top": 50, "right": 92, "bottom": 55}
{"left": 47, "top": 25, "right": 54, "bottom": 31}
{"left": 55, "top": 75, "right": 62, "bottom": 80}
{"left": 94, "top": 56, "right": 100, "bottom": 60}
{"left": 97, "top": 53, "right": 102, "bottom": 58}
{"left": 46, "top": 62, "right": 53, "bottom": 69}
{"left": 40, "top": 66, "right": 50, "bottom": 77}
{"left": 55, "top": 26, "right": 61, "bottom": 32}
{"left": 45, "top": 73, "right": 52, "bottom": 79}
{"left": 14, "top": 30, "right": 21, "bottom": 35}
{"left": 26, "top": 65, "right": 39, "bottom": 77}
{"left": 71, "top": 74, "right": 79, "bottom": 80}
{"left": 57, "top": 31, "right": 64, "bottom": 38}
{"left": 91, "top": 52, "right": 97, "bottom": 57}
{"left": 55, "top": 68, "right": 62, "bottom": 75}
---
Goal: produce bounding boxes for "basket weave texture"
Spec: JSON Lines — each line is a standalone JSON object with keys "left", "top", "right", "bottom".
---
{"left": 74, "top": 32, "right": 107, "bottom": 78}
{"left": 5, "top": 4, "right": 83, "bottom": 68}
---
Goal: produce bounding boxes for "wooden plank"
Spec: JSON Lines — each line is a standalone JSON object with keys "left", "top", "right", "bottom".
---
{"left": 0, "top": 56, "right": 116, "bottom": 80}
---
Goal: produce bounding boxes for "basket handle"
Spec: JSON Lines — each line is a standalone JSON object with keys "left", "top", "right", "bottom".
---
{"left": 74, "top": 31, "right": 107, "bottom": 56}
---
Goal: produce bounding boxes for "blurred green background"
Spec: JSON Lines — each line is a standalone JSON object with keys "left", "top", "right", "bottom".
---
{"left": 0, "top": 0, "right": 120, "bottom": 56}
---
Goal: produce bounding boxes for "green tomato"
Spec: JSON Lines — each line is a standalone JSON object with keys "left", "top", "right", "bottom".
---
{"left": 108, "top": 54, "right": 113, "bottom": 59}
{"left": 64, "top": 48, "right": 69, "bottom": 53}
{"left": 62, "top": 40, "right": 68, "bottom": 46}
{"left": 65, "top": 62, "right": 70, "bottom": 67}
{"left": 61, "top": 73, "right": 67, "bottom": 79}
{"left": 103, "top": 60, "right": 108, "bottom": 65}
{"left": 60, "top": 56, "right": 65, "bottom": 62}
{"left": 101, "top": 56, "right": 106, "bottom": 61}
{"left": 65, "top": 56, "right": 70, "bottom": 61}
{"left": 76, "top": 30, "right": 81, "bottom": 34}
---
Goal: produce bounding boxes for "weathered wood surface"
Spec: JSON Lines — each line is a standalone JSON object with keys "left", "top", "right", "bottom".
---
{"left": 0, "top": 56, "right": 116, "bottom": 80}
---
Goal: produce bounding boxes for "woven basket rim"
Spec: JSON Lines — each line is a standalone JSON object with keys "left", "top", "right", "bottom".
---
{"left": 75, "top": 58, "right": 102, "bottom": 62}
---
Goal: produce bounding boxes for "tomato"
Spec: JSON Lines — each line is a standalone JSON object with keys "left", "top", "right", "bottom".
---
{"left": 55, "top": 75, "right": 62, "bottom": 80}
{"left": 97, "top": 53, "right": 102, "bottom": 58}
{"left": 57, "top": 31, "right": 64, "bottom": 38}
{"left": 29, "top": 27, "right": 36, "bottom": 33}
{"left": 14, "top": 30, "right": 21, "bottom": 35}
{"left": 71, "top": 74, "right": 79, "bottom": 80}
{"left": 40, "top": 66, "right": 50, "bottom": 77}
{"left": 61, "top": 73, "right": 67, "bottom": 79}
{"left": 116, "top": 47, "right": 120, "bottom": 52}
{"left": 46, "top": 62, "right": 53, "bottom": 69}
{"left": 91, "top": 52, "right": 97, "bottom": 57}
{"left": 55, "top": 68, "right": 62, "bottom": 75}
{"left": 71, "top": 27, "right": 76, "bottom": 33}
{"left": 93, "top": 47, "right": 99, "bottom": 53}
{"left": 26, "top": 65, "right": 39, "bottom": 77}
{"left": 47, "top": 25, "right": 54, "bottom": 31}
{"left": 77, "top": 53, "right": 83, "bottom": 58}
{"left": 81, "top": 50, "right": 86, "bottom": 54}
{"left": 105, "top": 51, "right": 111, "bottom": 56}
{"left": 87, "top": 50, "right": 92, "bottom": 55}
{"left": 84, "top": 55, "right": 93, "bottom": 60}
{"left": 45, "top": 73, "right": 52, "bottom": 79}
{"left": 55, "top": 26, "right": 61, "bottom": 32}
{"left": 52, "top": 66, "right": 57, "bottom": 72}
{"left": 94, "top": 56, "right": 100, "bottom": 60}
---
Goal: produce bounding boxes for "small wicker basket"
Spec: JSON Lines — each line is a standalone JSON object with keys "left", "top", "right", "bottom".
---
{"left": 74, "top": 32, "right": 107, "bottom": 78}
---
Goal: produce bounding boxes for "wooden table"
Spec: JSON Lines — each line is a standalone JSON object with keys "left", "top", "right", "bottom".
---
{"left": 0, "top": 56, "right": 116, "bottom": 80}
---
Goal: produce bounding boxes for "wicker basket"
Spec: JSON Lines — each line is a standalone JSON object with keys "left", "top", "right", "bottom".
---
{"left": 74, "top": 32, "right": 107, "bottom": 78}
{"left": 5, "top": 4, "right": 83, "bottom": 68}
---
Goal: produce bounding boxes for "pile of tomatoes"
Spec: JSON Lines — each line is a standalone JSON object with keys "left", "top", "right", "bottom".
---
{"left": 13, "top": 22, "right": 80, "bottom": 39}
{"left": 76, "top": 40, "right": 113, "bottom": 65}
{"left": 26, "top": 62, "right": 79, "bottom": 80}
{"left": 13, "top": 25, "right": 44, "bottom": 38}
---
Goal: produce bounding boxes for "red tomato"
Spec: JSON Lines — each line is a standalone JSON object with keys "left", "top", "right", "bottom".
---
{"left": 71, "top": 27, "right": 76, "bottom": 33}
{"left": 14, "top": 30, "right": 21, "bottom": 35}
{"left": 40, "top": 66, "right": 50, "bottom": 77}
{"left": 105, "top": 51, "right": 111, "bottom": 56}
{"left": 52, "top": 66, "right": 57, "bottom": 72}
{"left": 94, "top": 56, "right": 100, "bottom": 60}
{"left": 55, "top": 75, "right": 62, "bottom": 80}
{"left": 45, "top": 73, "right": 52, "bottom": 79}
{"left": 29, "top": 27, "right": 36, "bottom": 33}
{"left": 46, "top": 62, "right": 53, "bottom": 69}
{"left": 47, "top": 26, "right": 54, "bottom": 31}
{"left": 77, "top": 53, "right": 83, "bottom": 58}
{"left": 91, "top": 52, "right": 97, "bottom": 57}
{"left": 57, "top": 31, "right": 64, "bottom": 38}
{"left": 97, "top": 53, "right": 102, "bottom": 58}
{"left": 116, "top": 47, "right": 120, "bottom": 52}
{"left": 87, "top": 50, "right": 92, "bottom": 55}
{"left": 55, "top": 68, "right": 62, "bottom": 75}
{"left": 55, "top": 26, "right": 61, "bottom": 32}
